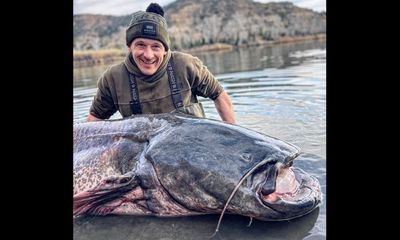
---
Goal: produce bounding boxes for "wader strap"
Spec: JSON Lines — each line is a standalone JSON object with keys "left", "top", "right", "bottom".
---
{"left": 167, "top": 58, "right": 184, "bottom": 109}
{"left": 128, "top": 73, "right": 142, "bottom": 114}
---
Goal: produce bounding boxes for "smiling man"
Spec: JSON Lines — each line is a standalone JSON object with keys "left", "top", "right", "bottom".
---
{"left": 87, "top": 3, "right": 236, "bottom": 124}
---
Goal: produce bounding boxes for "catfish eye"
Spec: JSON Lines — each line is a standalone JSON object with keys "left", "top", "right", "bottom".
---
{"left": 240, "top": 153, "right": 252, "bottom": 162}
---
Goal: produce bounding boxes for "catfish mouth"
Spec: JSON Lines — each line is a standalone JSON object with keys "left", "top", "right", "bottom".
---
{"left": 259, "top": 166, "right": 301, "bottom": 203}
{"left": 257, "top": 164, "right": 322, "bottom": 218}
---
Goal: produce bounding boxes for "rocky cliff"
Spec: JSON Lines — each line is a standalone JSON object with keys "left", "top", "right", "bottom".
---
{"left": 73, "top": 0, "right": 326, "bottom": 51}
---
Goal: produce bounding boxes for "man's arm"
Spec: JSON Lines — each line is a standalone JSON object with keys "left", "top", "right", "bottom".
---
{"left": 86, "top": 70, "right": 117, "bottom": 122}
{"left": 86, "top": 113, "right": 102, "bottom": 122}
{"left": 213, "top": 91, "right": 236, "bottom": 124}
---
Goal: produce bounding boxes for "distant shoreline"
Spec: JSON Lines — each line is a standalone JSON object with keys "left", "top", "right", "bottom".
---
{"left": 73, "top": 34, "right": 326, "bottom": 68}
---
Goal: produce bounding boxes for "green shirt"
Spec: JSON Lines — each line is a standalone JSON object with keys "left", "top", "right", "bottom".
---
{"left": 89, "top": 51, "right": 223, "bottom": 119}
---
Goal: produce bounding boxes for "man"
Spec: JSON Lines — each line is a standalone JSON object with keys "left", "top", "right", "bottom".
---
{"left": 87, "top": 3, "right": 236, "bottom": 124}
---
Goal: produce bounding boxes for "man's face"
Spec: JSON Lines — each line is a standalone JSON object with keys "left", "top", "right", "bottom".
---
{"left": 129, "top": 38, "right": 166, "bottom": 76}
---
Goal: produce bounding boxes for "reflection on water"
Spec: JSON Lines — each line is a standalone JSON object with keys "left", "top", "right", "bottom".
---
{"left": 73, "top": 40, "right": 326, "bottom": 240}
{"left": 194, "top": 40, "right": 326, "bottom": 75}
{"left": 74, "top": 208, "right": 320, "bottom": 240}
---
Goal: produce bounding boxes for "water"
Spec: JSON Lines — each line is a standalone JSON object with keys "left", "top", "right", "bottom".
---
{"left": 73, "top": 40, "right": 326, "bottom": 240}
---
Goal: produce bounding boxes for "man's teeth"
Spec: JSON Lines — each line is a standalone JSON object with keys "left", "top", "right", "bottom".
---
{"left": 141, "top": 59, "right": 155, "bottom": 64}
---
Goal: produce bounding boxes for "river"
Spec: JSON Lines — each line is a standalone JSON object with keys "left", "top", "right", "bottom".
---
{"left": 73, "top": 39, "right": 326, "bottom": 240}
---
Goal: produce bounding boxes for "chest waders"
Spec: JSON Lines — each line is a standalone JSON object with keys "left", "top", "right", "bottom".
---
{"left": 128, "top": 57, "right": 206, "bottom": 118}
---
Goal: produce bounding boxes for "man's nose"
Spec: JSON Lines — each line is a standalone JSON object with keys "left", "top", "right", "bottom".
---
{"left": 143, "top": 46, "right": 154, "bottom": 59}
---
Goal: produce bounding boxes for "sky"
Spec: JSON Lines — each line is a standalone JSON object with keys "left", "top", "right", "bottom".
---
{"left": 73, "top": 0, "right": 326, "bottom": 16}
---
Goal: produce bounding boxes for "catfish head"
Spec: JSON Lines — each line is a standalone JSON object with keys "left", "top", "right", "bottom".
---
{"left": 145, "top": 115, "right": 322, "bottom": 222}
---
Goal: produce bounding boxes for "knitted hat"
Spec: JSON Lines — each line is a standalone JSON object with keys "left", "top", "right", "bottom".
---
{"left": 126, "top": 3, "right": 170, "bottom": 51}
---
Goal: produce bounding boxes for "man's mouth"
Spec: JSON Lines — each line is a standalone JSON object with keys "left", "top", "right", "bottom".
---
{"left": 140, "top": 58, "right": 156, "bottom": 65}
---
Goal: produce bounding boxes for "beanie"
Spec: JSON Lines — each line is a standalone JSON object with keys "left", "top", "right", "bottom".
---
{"left": 126, "top": 4, "right": 170, "bottom": 51}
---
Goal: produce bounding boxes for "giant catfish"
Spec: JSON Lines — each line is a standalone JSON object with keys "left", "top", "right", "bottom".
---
{"left": 73, "top": 113, "right": 322, "bottom": 232}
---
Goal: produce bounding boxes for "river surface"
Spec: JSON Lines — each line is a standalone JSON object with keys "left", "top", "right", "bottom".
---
{"left": 73, "top": 40, "right": 326, "bottom": 240}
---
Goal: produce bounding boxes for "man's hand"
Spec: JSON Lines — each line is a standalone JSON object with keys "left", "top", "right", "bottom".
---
{"left": 86, "top": 113, "right": 101, "bottom": 122}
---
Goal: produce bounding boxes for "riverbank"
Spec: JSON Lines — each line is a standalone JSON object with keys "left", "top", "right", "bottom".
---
{"left": 73, "top": 48, "right": 126, "bottom": 68}
{"left": 73, "top": 34, "right": 326, "bottom": 68}
{"left": 186, "top": 34, "right": 326, "bottom": 53}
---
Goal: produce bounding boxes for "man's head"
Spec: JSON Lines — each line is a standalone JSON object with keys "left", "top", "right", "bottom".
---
{"left": 126, "top": 3, "right": 170, "bottom": 51}
{"left": 126, "top": 3, "right": 169, "bottom": 75}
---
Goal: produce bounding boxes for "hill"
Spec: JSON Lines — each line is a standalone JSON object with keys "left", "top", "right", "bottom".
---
{"left": 73, "top": 0, "right": 326, "bottom": 51}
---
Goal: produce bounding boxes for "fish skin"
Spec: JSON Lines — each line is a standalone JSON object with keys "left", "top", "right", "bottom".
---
{"left": 73, "top": 113, "right": 322, "bottom": 220}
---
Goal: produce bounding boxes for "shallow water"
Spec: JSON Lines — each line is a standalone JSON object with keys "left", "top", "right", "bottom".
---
{"left": 73, "top": 40, "right": 326, "bottom": 240}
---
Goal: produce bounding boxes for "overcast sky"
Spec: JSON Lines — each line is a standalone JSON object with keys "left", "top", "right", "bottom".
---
{"left": 73, "top": 0, "right": 326, "bottom": 16}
